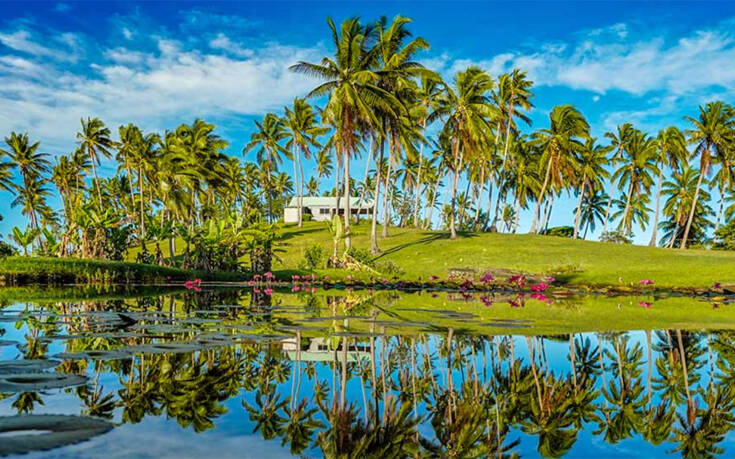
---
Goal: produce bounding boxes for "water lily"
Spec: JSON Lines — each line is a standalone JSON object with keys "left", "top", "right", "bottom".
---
{"left": 714, "top": 282, "right": 722, "bottom": 289}
{"left": 247, "top": 280, "right": 255, "bottom": 286}
{"left": 638, "top": 301, "right": 652, "bottom": 308}
{"left": 544, "top": 276, "right": 556, "bottom": 283}
{"left": 292, "top": 286, "right": 300, "bottom": 292}
{"left": 530, "top": 282, "right": 548, "bottom": 292}
{"left": 265, "top": 271, "right": 274, "bottom": 280}
{"left": 264, "top": 288, "right": 273, "bottom": 295}
{"left": 253, "top": 288, "right": 260, "bottom": 294}
{"left": 639, "top": 279, "right": 654, "bottom": 285}
{"left": 480, "top": 296, "right": 493, "bottom": 307}
{"left": 254, "top": 274, "right": 262, "bottom": 281}
{"left": 429, "top": 275, "right": 439, "bottom": 281}
{"left": 508, "top": 275, "right": 526, "bottom": 288}
{"left": 480, "top": 273, "right": 494, "bottom": 283}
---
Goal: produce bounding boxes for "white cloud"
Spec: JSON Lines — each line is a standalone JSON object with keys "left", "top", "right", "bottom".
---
{"left": 0, "top": 25, "right": 323, "bottom": 152}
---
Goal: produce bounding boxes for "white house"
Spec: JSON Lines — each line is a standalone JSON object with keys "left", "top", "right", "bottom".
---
{"left": 283, "top": 196, "right": 375, "bottom": 223}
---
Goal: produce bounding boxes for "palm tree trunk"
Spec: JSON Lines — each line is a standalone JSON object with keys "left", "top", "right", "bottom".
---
{"left": 530, "top": 158, "right": 552, "bottom": 234}
{"left": 449, "top": 140, "right": 461, "bottom": 240}
{"left": 293, "top": 145, "right": 302, "bottom": 228}
{"left": 370, "top": 137, "right": 384, "bottom": 254}
{"left": 357, "top": 136, "right": 374, "bottom": 225}
{"left": 413, "top": 120, "right": 426, "bottom": 228}
{"left": 472, "top": 170, "right": 484, "bottom": 230}
{"left": 715, "top": 182, "right": 726, "bottom": 233}
{"left": 90, "top": 151, "right": 103, "bottom": 208}
{"left": 138, "top": 166, "right": 146, "bottom": 253}
{"left": 513, "top": 192, "right": 521, "bottom": 233}
{"left": 649, "top": 166, "right": 664, "bottom": 246}
{"left": 298, "top": 147, "right": 306, "bottom": 223}
{"left": 601, "top": 180, "right": 615, "bottom": 235}
{"left": 573, "top": 176, "right": 586, "bottom": 239}
{"left": 343, "top": 148, "right": 351, "bottom": 250}
{"left": 680, "top": 163, "right": 706, "bottom": 249}
{"left": 621, "top": 179, "right": 634, "bottom": 235}
{"left": 381, "top": 139, "right": 394, "bottom": 238}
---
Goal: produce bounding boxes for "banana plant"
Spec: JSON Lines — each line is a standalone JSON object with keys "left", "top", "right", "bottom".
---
{"left": 9, "top": 226, "right": 39, "bottom": 256}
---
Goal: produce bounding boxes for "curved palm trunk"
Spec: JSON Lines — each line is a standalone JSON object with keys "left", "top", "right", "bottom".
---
{"left": 472, "top": 170, "right": 484, "bottom": 230}
{"left": 530, "top": 158, "right": 552, "bottom": 234}
{"left": 620, "top": 179, "right": 635, "bottom": 235}
{"left": 680, "top": 162, "right": 706, "bottom": 249}
{"left": 513, "top": 192, "right": 521, "bottom": 233}
{"left": 356, "top": 136, "right": 374, "bottom": 225}
{"left": 425, "top": 179, "right": 439, "bottom": 230}
{"left": 573, "top": 175, "right": 587, "bottom": 239}
{"left": 649, "top": 166, "right": 664, "bottom": 246}
{"left": 293, "top": 145, "right": 302, "bottom": 228}
{"left": 89, "top": 150, "right": 103, "bottom": 208}
{"left": 298, "top": 148, "right": 306, "bottom": 226}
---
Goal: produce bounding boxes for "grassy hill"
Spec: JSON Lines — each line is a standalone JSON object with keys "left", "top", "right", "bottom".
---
{"left": 274, "top": 220, "right": 735, "bottom": 289}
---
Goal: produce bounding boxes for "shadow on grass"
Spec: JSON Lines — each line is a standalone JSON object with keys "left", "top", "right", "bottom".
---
{"left": 373, "top": 231, "right": 479, "bottom": 260}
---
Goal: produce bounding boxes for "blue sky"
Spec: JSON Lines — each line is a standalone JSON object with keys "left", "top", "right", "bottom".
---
{"left": 2, "top": 1, "right": 735, "bottom": 243}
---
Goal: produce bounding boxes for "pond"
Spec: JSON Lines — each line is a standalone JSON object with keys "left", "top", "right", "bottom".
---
{"left": 0, "top": 286, "right": 734, "bottom": 457}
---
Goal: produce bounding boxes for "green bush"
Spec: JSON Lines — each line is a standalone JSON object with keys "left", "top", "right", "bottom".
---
{"left": 300, "top": 243, "right": 325, "bottom": 270}
{"left": 0, "top": 240, "right": 17, "bottom": 257}
{"left": 346, "top": 247, "right": 374, "bottom": 266}
{"left": 376, "top": 259, "right": 404, "bottom": 275}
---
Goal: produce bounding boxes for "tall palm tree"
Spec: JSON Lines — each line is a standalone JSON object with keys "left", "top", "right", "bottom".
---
{"left": 649, "top": 126, "right": 688, "bottom": 246}
{"left": 661, "top": 166, "right": 712, "bottom": 247}
{"left": 243, "top": 113, "right": 289, "bottom": 222}
{"left": 77, "top": 117, "right": 115, "bottom": 207}
{"left": 577, "top": 189, "right": 608, "bottom": 239}
{"left": 291, "top": 16, "right": 402, "bottom": 247}
{"left": 681, "top": 101, "right": 735, "bottom": 248}
{"left": 610, "top": 129, "right": 656, "bottom": 236}
{"left": 573, "top": 137, "right": 611, "bottom": 239}
{"left": 283, "top": 98, "right": 326, "bottom": 227}
{"left": 413, "top": 75, "right": 442, "bottom": 227}
{"left": 432, "top": 66, "right": 494, "bottom": 239}
{"left": 530, "top": 105, "right": 589, "bottom": 234}
{"left": 602, "top": 123, "right": 634, "bottom": 235}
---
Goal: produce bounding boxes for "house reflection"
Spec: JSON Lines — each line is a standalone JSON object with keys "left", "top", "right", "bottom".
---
{"left": 281, "top": 337, "right": 371, "bottom": 363}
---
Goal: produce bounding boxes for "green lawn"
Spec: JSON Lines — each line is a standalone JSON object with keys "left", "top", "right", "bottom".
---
{"left": 274, "top": 220, "right": 735, "bottom": 289}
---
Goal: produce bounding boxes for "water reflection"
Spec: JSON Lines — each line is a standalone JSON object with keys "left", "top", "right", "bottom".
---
{"left": 0, "top": 288, "right": 734, "bottom": 457}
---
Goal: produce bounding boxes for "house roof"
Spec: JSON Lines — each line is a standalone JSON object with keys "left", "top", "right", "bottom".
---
{"left": 286, "top": 196, "right": 375, "bottom": 208}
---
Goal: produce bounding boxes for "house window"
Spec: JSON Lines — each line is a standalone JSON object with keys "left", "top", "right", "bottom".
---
{"left": 319, "top": 208, "right": 330, "bottom": 215}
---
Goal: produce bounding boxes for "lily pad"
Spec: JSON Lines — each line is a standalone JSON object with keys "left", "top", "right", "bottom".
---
{"left": 0, "top": 414, "right": 113, "bottom": 455}
{"left": 0, "top": 372, "right": 87, "bottom": 392}
{"left": 53, "top": 349, "right": 132, "bottom": 361}
{"left": 0, "top": 360, "right": 59, "bottom": 374}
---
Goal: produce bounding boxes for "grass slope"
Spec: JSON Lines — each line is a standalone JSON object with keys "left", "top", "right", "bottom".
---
{"left": 0, "top": 256, "right": 242, "bottom": 285}
{"left": 275, "top": 221, "right": 735, "bottom": 289}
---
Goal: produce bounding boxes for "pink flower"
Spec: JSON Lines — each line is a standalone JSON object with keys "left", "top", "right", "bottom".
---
{"left": 639, "top": 279, "right": 654, "bottom": 286}
{"left": 311, "top": 274, "right": 317, "bottom": 281}
{"left": 323, "top": 275, "right": 330, "bottom": 280}
{"left": 480, "top": 273, "right": 494, "bottom": 283}
{"left": 265, "top": 271, "right": 274, "bottom": 279}
{"left": 292, "top": 286, "right": 300, "bottom": 292}
{"left": 508, "top": 275, "right": 526, "bottom": 287}
{"left": 293, "top": 274, "right": 300, "bottom": 280}
{"left": 248, "top": 280, "right": 255, "bottom": 286}
{"left": 429, "top": 275, "right": 439, "bottom": 281}
{"left": 714, "top": 282, "right": 722, "bottom": 289}
{"left": 638, "top": 301, "right": 652, "bottom": 308}
{"left": 254, "top": 274, "right": 262, "bottom": 280}
{"left": 530, "top": 282, "right": 548, "bottom": 292}
{"left": 193, "top": 286, "right": 201, "bottom": 292}
{"left": 253, "top": 288, "right": 260, "bottom": 294}
{"left": 311, "top": 287, "right": 317, "bottom": 293}
{"left": 544, "top": 276, "right": 556, "bottom": 283}
{"left": 480, "top": 296, "right": 493, "bottom": 307}
{"left": 264, "top": 288, "right": 273, "bottom": 295}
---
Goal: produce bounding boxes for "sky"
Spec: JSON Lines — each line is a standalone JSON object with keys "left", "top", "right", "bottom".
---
{"left": 2, "top": 1, "right": 735, "bottom": 244}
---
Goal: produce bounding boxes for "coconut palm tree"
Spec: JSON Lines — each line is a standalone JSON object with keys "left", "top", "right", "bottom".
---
{"left": 573, "top": 137, "right": 611, "bottom": 238}
{"left": 243, "top": 113, "right": 289, "bottom": 222}
{"left": 610, "top": 129, "right": 656, "bottom": 236}
{"left": 602, "top": 123, "right": 635, "bottom": 235}
{"left": 431, "top": 66, "right": 495, "bottom": 239}
{"left": 577, "top": 189, "right": 608, "bottom": 239}
{"left": 283, "top": 98, "right": 327, "bottom": 227}
{"left": 649, "top": 127, "right": 688, "bottom": 246}
{"left": 77, "top": 117, "right": 115, "bottom": 207}
{"left": 530, "top": 105, "right": 589, "bottom": 234}
{"left": 681, "top": 101, "right": 735, "bottom": 248}
{"left": 661, "top": 166, "right": 713, "bottom": 247}
{"left": 413, "top": 75, "right": 443, "bottom": 227}
{"left": 291, "top": 16, "right": 403, "bottom": 247}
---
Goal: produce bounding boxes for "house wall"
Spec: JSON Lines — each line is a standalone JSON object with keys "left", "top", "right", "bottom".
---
{"left": 283, "top": 207, "right": 299, "bottom": 223}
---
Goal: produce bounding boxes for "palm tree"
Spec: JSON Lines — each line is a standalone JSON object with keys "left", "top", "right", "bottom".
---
{"left": 610, "top": 129, "right": 656, "bottom": 236}
{"left": 649, "top": 127, "right": 688, "bottom": 246}
{"left": 530, "top": 105, "right": 589, "bottom": 233}
{"left": 577, "top": 189, "right": 608, "bottom": 239}
{"left": 1, "top": 132, "right": 50, "bottom": 244}
{"left": 243, "top": 113, "right": 289, "bottom": 222}
{"left": 413, "top": 75, "right": 443, "bottom": 227}
{"left": 284, "top": 98, "right": 326, "bottom": 227}
{"left": 681, "top": 101, "right": 735, "bottom": 248}
{"left": 77, "top": 117, "right": 115, "bottom": 207}
{"left": 292, "top": 16, "right": 406, "bottom": 247}
{"left": 661, "top": 166, "right": 712, "bottom": 247}
{"left": 602, "top": 123, "right": 634, "bottom": 235}
{"left": 432, "top": 66, "right": 495, "bottom": 239}
{"left": 573, "top": 137, "right": 611, "bottom": 238}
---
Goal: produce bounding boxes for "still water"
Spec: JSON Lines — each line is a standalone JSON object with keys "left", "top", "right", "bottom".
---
{"left": 0, "top": 287, "right": 733, "bottom": 458}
